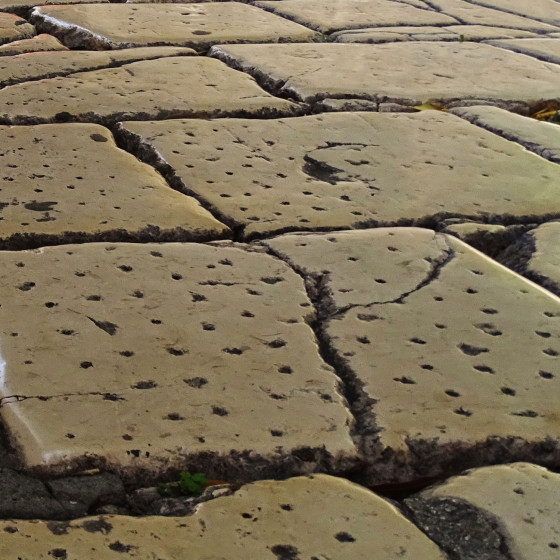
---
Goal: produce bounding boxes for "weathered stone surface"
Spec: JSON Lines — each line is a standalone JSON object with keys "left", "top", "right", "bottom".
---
{"left": 0, "top": 0, "right": 106, "bottom": 14}
{"left": 31, "top": 3, "right": 319, "bottom": 50}
{"left": 0, "top": 33, "right": 67, "bottom": 56}
{"left": 451, "top": 105, "right": 560, "bottom": 163}
{"left": 0, "top": 475, "right": 446, "bottom": 559}
{"left": 0, "top": 47, "right": 195, "bottom": 88}
{"left": 211, "top": 42, "right": 560, "bottom": 106}
{"left": 0, "top": 242, "right": 355, "bottom": 476}
{"left": 525, "top": 223, "right": 560, "bottom": 293}
{"left": 254, "top": 0, "right": 456, "bottom": 34}
{"left": 469, "top": 0, "right": 560, "bottom": 26}
{"left": 0, "top": 123, "right": 227, "bottom": 248}
{"left": 0, "top": 13, "right": 35, "bottom": 45}
{"left": 0, "top": 56, "right": 297, "bottom": 125}
{"left": 264, "top": 228, "right": 560, "bottom": 481}
{"left": 412, "top": 463, "right": 560, "bottom": 559}
{"left": 121, "top": 112, "right": 560, "bottom": 239}
{"left": 488, "top": 38, "right": 560, "bottom": 65}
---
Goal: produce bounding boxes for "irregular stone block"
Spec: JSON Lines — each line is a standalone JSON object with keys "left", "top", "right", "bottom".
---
{"left": 0, "top": 475, "right": 447, "bottom": 559}
{"left": 0, "top": 56, "right": 297, "bottom": 124}
{"left": 210, "top": 42, "right": 560, "bottom": 106}
{"left": 255, "top": 0, "right": 456, "bottom": 34}
{"left": 264, "top": 228, "right": 560, "bottom": 482}
{"left": 121, "top": 112, "right": 560, "bottom": 239}
{"left": 0, "top": 243, "right": 355, "bottom": 476}
{"left": 488, "top": 38, "right": 560, "bottom": 65}
{"left": 0, "top": 13, "right": 35, "bottom": 45}
{"left": 31, "top": 3, "right": 319, "bottom": 50}
{"left": 468, "top": 0, "right": 560, "bottom": 26}
{"left": 0, "top": 33, "right": 67, "bottom": 56}
{"left": 0, "top": 123, "right": 227, "bottom": 248}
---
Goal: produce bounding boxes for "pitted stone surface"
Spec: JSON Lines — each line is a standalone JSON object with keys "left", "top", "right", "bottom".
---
{"left": 452, "top": 105, "right": 560, "bottom": 163}
{"left": 0, "top": 34, "right": 67, "bottom": 56}
{"left": 413, "top": 463, "right": 560, "bottom": 559}
{"left": 254, "top": 0, "right": 457, "bottom": 34}
{"left": 265, "top": 228, "right": 560, "bottom": 479}
{"left": 211, "top": 42, "right": 560, "bottom": 105}
{"left": 0, "top": 243, "right": 355, "bottom": 473}
{"left": 122, "top": 111, "right": 560, "bottom": 238}
{"left": 0, "top": 56, "right": 297, "bottom": 124}
{"left": 0, "top": 475, "right": 447, "bottom": 559}
{"left": 488, "top": 38, "right": 560, "bottom": 65}
{"left": 468, "top": 0, "right": 560, "bottom": 26}
{"left": 31, "top": 3, "right": 319, "bottom": 50}
{"left": 0, "top": 13, "right": 35, "bottom": 45}
{"left": 0, "top": 124, "right": 227, "bottom": 247}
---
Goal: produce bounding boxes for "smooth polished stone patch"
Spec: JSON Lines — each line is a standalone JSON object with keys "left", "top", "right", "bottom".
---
{"left": 488, "top": 38, "right": 560, "bottom": 65}
{"left": 0, "top": 13, "right": 35, "bottom": 45}
{"left": 254, "top": 0, "right": 456, "bottom": 34}
{"left": 0, "top": 243, "right": 355, "bottom": 474}
{"left": 265, "top": 228, "right": 560, "bottom": 481}
{"left": 0, "top": 56, "right": 297, "bottom": 124}
{"left": 0, "top": 476, "right": 446, "bottom": 559}
{"left": 31, "top": 3, "right": 319, "bottom": 50}
{"left": 0, "top": 33, "right": 67, "bottom": 56}
{"left": 469, "top": 0, "right": 560, "bottom": 26}
{"left": 211, "top": 42, "right": 560, "bottom": 106}
{"left": 0, "top": 123, "right": 227, "bottom": 247}
{"left": 121, "top": 111, "right": 560, "bottom": 239}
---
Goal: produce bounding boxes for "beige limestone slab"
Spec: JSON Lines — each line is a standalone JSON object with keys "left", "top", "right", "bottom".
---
{"left": 526, "top": 222, "right": 560, "bottom": 292}
{"left": 0, "top": 47, "right": 194, "bottom": 87}
{"left": 0, "top": 123, "right": 227, "bottom": 247}
{"left": 211, "top": 42, "right": 560, "bottom": 105}
{"left": 266, "top": 228, "right": 560, "bottom": 478}
{"left": 0, "top": 13, "right": 35, "bottom": 45}
{"left": 469, "top": 0, "right": 560, "bottom": 27}
{"left": 122, "top": 112, "right": 560, "bottom": 239}
{"left": 488, "top": 38, "right": 560, "bottom": 65}
{"left": 0, "top": 56, "right": 297, "bottom": 125}
{"left": 451, "top": 105, "right": 560, "bottom": 163}
{"left": 31, "top": 3, "right": 320, "bottom": 50}
{"left": 0, "top": 0, "right": 106, "bottom": 12}
{"left": 254, "top": 0, "right": 457, "bottom": 34}
{"left": 0, "top": 33, "right": 67, "bottom": 56}
{"left": 417, "top": 463, "right": 560, "bottom": 559}
{"left": 0, "top": 242, "right": 355, "bottom": 473}
{"left": 0, "top": 475, "right": 446, "bottom": 559}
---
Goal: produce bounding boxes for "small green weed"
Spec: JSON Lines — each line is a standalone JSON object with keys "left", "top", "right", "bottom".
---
{"left": 157, "top": 471, "right": 209, "bottom": 497}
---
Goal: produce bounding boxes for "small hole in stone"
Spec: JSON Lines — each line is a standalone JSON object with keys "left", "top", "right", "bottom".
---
{"left": 474, "top": 365, "right": 495, "bottom": 374}
{"left": 66, "top": 433, "right": 75, "bottom": 439}
{"left": 167, "top": 348, "right": 186, "bottom": 356}
{"left": 167, "top": 412, "right": 184, "bottom": 421}
{"left": 184, "top": 377, "right": 208, "bottom": 388}
{"left": 172, "top": 273, "right": 182, "bottom": 280}
{"left": 241, "top": 311, "right": 254, "bottom": 317}
{"left": 120, "top": 350, "right": 134, "bottom": 357}
{"left": 118, "top": 265, "right": 133, "bottom": 272}
{"left": 394, "top": 376, "right": 415, "bottom": 384}
{"left": 420, "top": 364, "right": 434, "bottom": 370}
{"left": 445, "top": 390, "right": 460, "bottom": 397}
{"left": 539, "top": 370, "right": 554, "bottom": 379}
{"left": 270, "top": 429, "right": 283, "bottom": 437}
{"left": 80, "top": 361, "right": 93, "bottom": 369}
{"left": 481, "top": 308, "right": 498, "bottom": 314}
{"left": 536, "top": 331, "right": 551, "bottom": 338}
{"left": 202, "top": 323, "right": 215, "bottom": 331}
{"left": 278, "top": 366, "right": 292, "bottom": 374}
{"left": 212, "top": 406, "right": 228, "bottom": 416}
{"left": 223, "top": 347, "right": 243, "bottom": 355}
{"left": 466, "top": 288, "right": 478, "bottom": 294}
{"left": 151, "top": 319, "right": 162, "bottom": 324}
{"left": 410, "top": 337, "right": 426, "bottom": 344}
{"left": 454, "top": 407, "right": 472, "bottom": 416}
{"left": 501, "top": 387, "right": 516, "bottom": 396}
{"left": 374, "top": 278, "right": 386, "bottom": 284}
{"left": 543, "top": 348, "right": 558, "bottom": 356}
{"left": 434, "top": 296, "right": 443, "bottom": 301}
{"left": 268, "top": 339, "right": 286, "bottom": 348}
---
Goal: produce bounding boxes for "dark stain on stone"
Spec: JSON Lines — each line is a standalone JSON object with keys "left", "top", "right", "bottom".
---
{"left": 46, "top": 521, "right": 71, "bottom": 536}
{"left": 335, "top": 532, "right": 356, "bottom": 542}
{"left": 49, "top": 549, "right": 67, "bottom": 559}
{"left": 271, "top": 544, "right": 300, "bottom": 560}
{"left": 108, "top": 541, "right": 132, "bottom": 553}
{"left": 24, "top": 201, "right": 58, "bottom": 212}
{"left": 82, "top": 518, "right": 113, "bottom": 534}
{"left": 87, "top": 316, "right": 119, "bottom": 335}
{"left": 90, "top": 133, "right": 108, "bottom": 143}
{"left": 132, "top": 380, "right": 157, "bottom": 389}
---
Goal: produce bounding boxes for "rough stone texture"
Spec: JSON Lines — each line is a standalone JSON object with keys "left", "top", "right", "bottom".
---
{"left": 0, "top": 123, "right": 227, "bottom": 248}
{"left": 0, "top": 0, "right": 106, "bottom": 14}
{"left": 468, "top": 0, "right": 560, "bottom": 26}
{"left": 0, "top": 243, "right": 356, "bottom": 477}
{"left": 332, "top": 24, "right": 539, "bottom": 43}
{"left": 412, "top": 463, "right": 560, "bottom": 559}
{"left": 210, "top": 42, "right": 560, "bottom": 106}
{"left": 254, "top": 0, "right": 457, "bottom": 34}
{"left": 121, "top": 112, "right": 560, "bottom": 239}
{"left": 0, "top": 33, "right": 67, "bottom": 56}
{"left": 31, "top": 3, "right": 319, "bottom": 50}
{"left": 488, "top": 38, "right": 560, "bottom": 65}
{"left": 263, "top": 228, "right": 560, "bottom": 481}
{"left": 0, "top": 56, "right": 298, "bottom": 125}
{"left": 0, "top": 47, "right": 195, "bottom": 88}
{"left": 0, "top": 13, "right": 35, "bottom": 45}
{"left": 0, "top": 475, "right": 447, "bottom": 559}
{"left": 451, "top": 105, "right": 560, "bottom": 163}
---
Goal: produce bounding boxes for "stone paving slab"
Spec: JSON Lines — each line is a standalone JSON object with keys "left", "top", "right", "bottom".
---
{"left": 0, "top": 12, "right": 35, "bottom": 45}
{"left": 407, "top": 463, "right": 560, "bottom": 559}
{"left": 0, "top": 56, "right": 298, "bottom": 125}
{"left": 451, "top": 105, "right": 560, "bottom": 163}
{"left": 254, "top": 0, "right": 457, "bottom": 34}
{"left": 0, "top": 475, "right": 446, "bottom": 559}
{"left": 0, "top": 33, "right": 67, "bottom": 56}
{"left": 263, "top": 228, "right": 560, "bottom": 482}
{"left": 211, "top": 42, "right": 560, "bottom": 106}
{"left": 0, "top": 242, "right": 356, "bottom": 475}
{"left": 0, "top": 123, "right": 227, "bottom": 248}
{"left": 488, "top": 38, "right": 560, "bottom": 64}
{"left": 31, "top": 3, "right": 320, "bottom": 50}
{"left": 121, "top": 111, "right": 560, "bottom": 239}
{"left": 0, "top": 0, "right": 106, "bottom": 14}
{"left": 468, "top": 0, "right": 560, "bottom": 27}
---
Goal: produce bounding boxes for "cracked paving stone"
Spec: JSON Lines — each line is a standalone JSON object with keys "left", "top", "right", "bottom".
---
{"left": 0, "top": 123, "right": 228, "bottom": 248}
{"left": 465, "top": 0, "right": 560, "bottom": 27}
{"left": 408, "top": 463, "right": 560, "bottom": 560}
{"left": 0, "top": 13, "right": 35, "bottom": 45}
{"left": 0, "top": 33, "right": 67, "bottom": 56}
{"left": 0, "top": 475, "right": 446, "bottom": 559}
{"left": 254, "top": 0, "right": 456, "bottom": 34}
{"left": 487, "top": 38, "right": 560, "bottom": 65}
{"left": 0, "top": 242, "right": 356, "bottom": 476}
{"left": 121, "top": 112, "right": 560, "bottom": 239}
{"left": 264, "top": 228, "right": 560, "bottom": 482}
{"left": 31, "top": 3, "right": 319, "bottom": 50}
{"left": 210, "top": 42, "right": 560, "bottom": 106}
{"left": 0, "top": 56, "right": 297, "bottom": 125}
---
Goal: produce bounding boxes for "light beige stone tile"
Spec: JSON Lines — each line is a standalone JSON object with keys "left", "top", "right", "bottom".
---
{"left": 121, "top": 112, "right": 560, "bottom": 238}
{"left": 0, "top": 0, "right": 106, "bottom": 12}
{"left": 265, "top": 228, "right": 560, "bottom": 478}
{"left": 468, "top": 0, "right": 560, "bottom": 27}
{"left": 0, "top": 123, "right": 227, "bottom": 247}
{"left": 416, "top": 463, "right": 560, "bottom": 560}
{"left": 0, "top": 33, "right": 67, "bottom": 56}
{"left": 211, "top": 42, "right": 560, "bottom": 105}
{"left": 0, "top": 476, "right": 446, "bottom": 559}
{"left": 526, "top": 222, "right": 560, "bottom": 291}
{"left": 0, "top": 12, "right": 35, "bottom": 45}
{"left": 254, "top": 0, "right": 456, "bottom": 34}
{"left": 488, "top": 38, "right": 560, "bottom": 65}
{"left": 31, "top": 3, "right": 320, "bottom": 50}
{"left": 0, "top": 242, "right": 355, "bottom": 473}
{"left": 0, "top": 56, "right": 297, "bottom": 124}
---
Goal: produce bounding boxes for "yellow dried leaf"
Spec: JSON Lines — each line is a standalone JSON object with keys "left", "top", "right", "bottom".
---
{"left": 410, "top": 102, "right": 447, "bottom": 112}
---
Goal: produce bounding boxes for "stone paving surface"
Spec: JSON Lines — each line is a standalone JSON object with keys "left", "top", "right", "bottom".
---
{"left": 0, "top": 0, "right": 558, "bottom": 558}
